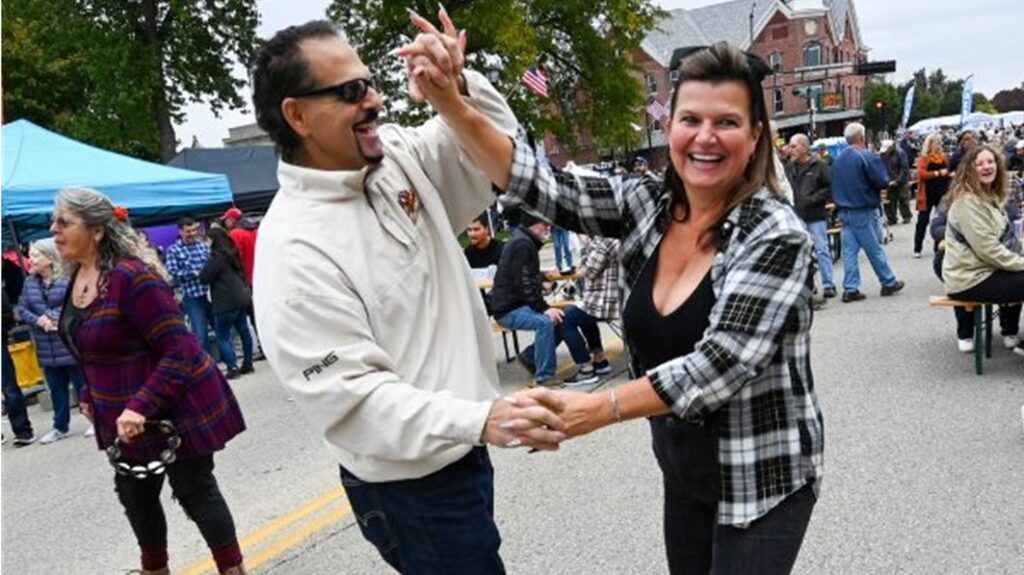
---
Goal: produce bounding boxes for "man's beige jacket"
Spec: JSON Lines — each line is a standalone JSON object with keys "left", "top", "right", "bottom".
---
{"left": 254, "top": 71, "right": 518, "bottom": 481}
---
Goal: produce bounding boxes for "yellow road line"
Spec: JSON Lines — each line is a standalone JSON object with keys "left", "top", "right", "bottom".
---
{"left": 178, "top": 487, "right": 349, "bottom": 575}
{"left": 246, "top": 502, "right": 354, "bottom": 571}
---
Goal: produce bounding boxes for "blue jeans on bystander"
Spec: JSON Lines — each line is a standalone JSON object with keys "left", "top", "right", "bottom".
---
{"left": 838, "top": 208, "right": 898, "bottom": 293}
{"left": 181, "top": 296, "right": 213, "bottom": 352}
{"left": 804, "top": 220, "right": 835, "bottom": 290}
{"left": 213, "top": 309, "right": 254, "bottom": 370}
{"left": 497, "top": 305, "right": 590, "bottom": 382}
{"left": 41, "top": 365, "right": 85, "bottom": 433}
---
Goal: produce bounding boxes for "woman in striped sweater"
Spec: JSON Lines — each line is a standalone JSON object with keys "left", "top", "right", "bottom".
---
{"left": 52, "top": 187, "right": 248, "bottom": 575}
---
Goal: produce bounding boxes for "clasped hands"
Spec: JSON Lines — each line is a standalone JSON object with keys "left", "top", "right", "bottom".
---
{"left": 391, "top": 5, "right": 470, "bottom": 113}
{"left": 481, "top": 387, "right": 618, "bottom": 452}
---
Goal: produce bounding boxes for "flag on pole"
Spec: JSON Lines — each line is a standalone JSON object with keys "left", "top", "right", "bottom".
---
{"left": 521, "top": 67, "right": 549, "bottom": 98}
{"left": 960, "top": 74, "right": 974, "bottom": 127}
{"left": 900, "top": 84, "right": 915, "bottom": 130}
{"left": 646, "top": 96, "right": 669, "bottom": 121}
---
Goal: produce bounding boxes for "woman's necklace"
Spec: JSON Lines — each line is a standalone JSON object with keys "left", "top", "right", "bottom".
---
{"left": 74, "top": 270, "right": 99, "bottom": 307}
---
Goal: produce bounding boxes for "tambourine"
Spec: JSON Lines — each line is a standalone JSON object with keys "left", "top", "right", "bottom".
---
{"left": 105, "top": 420, "right": 182, "bottom": 479}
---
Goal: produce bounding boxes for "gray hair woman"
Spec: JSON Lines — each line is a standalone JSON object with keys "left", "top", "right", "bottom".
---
{"left": 51, "top": 187, "right": 248, "bottom": 575}
{"left": 15, "top": 237, "right": 90, "bottom": 443}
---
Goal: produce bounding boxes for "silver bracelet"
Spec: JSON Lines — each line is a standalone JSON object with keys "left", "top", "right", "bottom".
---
{"left": 609, "top": 387, "right": 623, "bottom": 423}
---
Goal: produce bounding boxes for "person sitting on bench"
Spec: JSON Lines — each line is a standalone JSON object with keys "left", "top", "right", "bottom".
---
{"left": 943, "top": 145, "right": 1024, "bottom": 357}
{"left": 561, "top": 235, "right": 622, "bottom": 376}
{"left": 490, "top": 209, "right": 598, "bottom": 387}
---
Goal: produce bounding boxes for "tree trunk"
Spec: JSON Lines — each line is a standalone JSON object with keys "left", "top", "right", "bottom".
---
{"left": 142, "top": 0, "right": 176, "bottom": 161}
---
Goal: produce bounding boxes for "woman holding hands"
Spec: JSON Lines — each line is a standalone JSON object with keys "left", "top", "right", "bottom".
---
{"left": 403, "top": 27, "right": 824, "bottom": 574}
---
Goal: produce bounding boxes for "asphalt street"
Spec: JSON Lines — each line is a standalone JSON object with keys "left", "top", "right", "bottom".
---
{"left": 2, "top": 222, "right": 1022, "bottom": 574}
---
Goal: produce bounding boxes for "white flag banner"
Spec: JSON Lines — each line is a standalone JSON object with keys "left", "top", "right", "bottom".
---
{"left": 900, "top": 84, "right": 915, "bottom": 130}
{"left": 960, "top": 75, "right": 974, "bottom": 127}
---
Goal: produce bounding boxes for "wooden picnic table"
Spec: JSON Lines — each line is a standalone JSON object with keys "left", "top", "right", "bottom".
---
{"left": 475, "top": 270, "right": 583, "bottom": 291}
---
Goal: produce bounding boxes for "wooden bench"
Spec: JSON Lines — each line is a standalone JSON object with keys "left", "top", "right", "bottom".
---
{"left": 930, "top": 296, "right": 1004, "bottom": 375}
{"left": 491, "top": 322, "right": 521, "bottom": 363}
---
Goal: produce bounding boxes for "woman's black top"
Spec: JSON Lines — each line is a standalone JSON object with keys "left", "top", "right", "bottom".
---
{"left": 59, "top": 303, "right": 90, "bottom": 359}
{"left": 622, "top": 247, "right": 716, "bottom": 374}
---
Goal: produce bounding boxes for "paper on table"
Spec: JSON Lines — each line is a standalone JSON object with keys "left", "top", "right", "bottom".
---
{"left": 471, "top": 265, "right": 497, "bottom": 282}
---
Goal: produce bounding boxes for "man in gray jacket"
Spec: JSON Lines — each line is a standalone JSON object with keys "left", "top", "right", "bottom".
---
{"left": 786, "top": 133, "right": 835, "bottom": 298}
{"left": 251, "top": 15, "right": 563, "bottom": 574}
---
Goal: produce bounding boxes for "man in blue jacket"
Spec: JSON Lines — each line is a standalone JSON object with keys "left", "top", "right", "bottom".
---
{"left": 830, "top": 123, "right": 905, "bottom": 302}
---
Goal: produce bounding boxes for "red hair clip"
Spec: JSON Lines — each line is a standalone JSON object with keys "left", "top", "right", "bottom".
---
{"left": 113, "top": 206, "right": 130, "bottom": 222}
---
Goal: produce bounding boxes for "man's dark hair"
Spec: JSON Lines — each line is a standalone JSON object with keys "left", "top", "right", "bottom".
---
{"left": 252, "top": 20, "right": 341, "bottom": 163}
{"left": 177, "top": 217, "right": 196, "bottom": 229}
{"left": 470, "top": 213, "right": 490, "bottom": 228}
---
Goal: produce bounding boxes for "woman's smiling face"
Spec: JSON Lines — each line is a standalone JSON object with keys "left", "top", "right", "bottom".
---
{"left": 666, "top": 80, "right": 761, "bottom": 199}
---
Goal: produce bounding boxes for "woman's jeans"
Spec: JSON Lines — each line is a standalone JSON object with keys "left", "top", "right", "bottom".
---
{"left": 213, "top": 309, "right": 254, "bottom": 369}
{"left": 114, "top": 454, "right": 239, "bottom": 559}
{"left": 914, "top": 189, "right": 944, "bottom": 253}
{"left": 340, "top": 447, "right": 505, "bottom": 574}
{"left": 41, "top": 365, "right": 85, "bottom": 432}
{"left": 650, "top": 415, "right": 816, "bottom": 575}
{"left": 552, "top": 227, "right": 573, "bottom": 270}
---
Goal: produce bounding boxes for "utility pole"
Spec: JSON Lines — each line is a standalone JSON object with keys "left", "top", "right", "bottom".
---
{"left": 748, "top": 2, "right": 757, "bottom": 46}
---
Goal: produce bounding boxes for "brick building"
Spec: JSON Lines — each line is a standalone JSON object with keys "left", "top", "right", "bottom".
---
{"left": 546, "top": 0, "right": 873, "bottom": 169}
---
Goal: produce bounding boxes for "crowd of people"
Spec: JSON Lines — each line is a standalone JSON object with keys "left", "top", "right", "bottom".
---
{"left": 2, "top": 8, "right": 1022, "bottom": 575}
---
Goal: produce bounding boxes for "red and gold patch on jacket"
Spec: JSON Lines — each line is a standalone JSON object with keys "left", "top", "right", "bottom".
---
{"left": 397, "top": 189, "right": 420, "bottom": 219}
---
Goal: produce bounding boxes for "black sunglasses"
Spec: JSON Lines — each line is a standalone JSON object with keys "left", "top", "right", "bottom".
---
{"left": 669, "top": 46, "right": 773, "bottom": 83}
{"left": 290, "top": 76, "right": 376, "bottom": 103}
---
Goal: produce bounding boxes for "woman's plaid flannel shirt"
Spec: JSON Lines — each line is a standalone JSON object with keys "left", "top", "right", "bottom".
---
{"left": 502, "top": 141, "right": 824, "bottom": 526}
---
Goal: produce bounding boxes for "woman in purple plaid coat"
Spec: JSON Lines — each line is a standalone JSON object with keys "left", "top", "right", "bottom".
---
{"left": 52, "top": 187, "right": 248, "bottom": 575}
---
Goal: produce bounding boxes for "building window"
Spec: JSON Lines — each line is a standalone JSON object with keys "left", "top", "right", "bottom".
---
{"left": 645, "top": 73, "right": 658, "bottom": 95}
{"left": 648, "top": 118, "right": 662, "bottom": 133}
{"left": 773, "top": 89, "right": 784, "bottom": 114}
{"left": 769, "top": 52, "right": 782, "bottom": 73}
{"left": 669, "top": 69, "right": 680, "bottom": 87}
{"left": 803, "top": 42, "right": 821, "bottom": 67}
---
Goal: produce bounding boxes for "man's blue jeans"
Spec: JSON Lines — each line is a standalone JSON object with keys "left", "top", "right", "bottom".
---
{"left": 339, "top": 447, "right": 505, "bottom": 574}
{"left": 2, "top": 343, "right": 33, "bottom": 437}
{"left": 181, "top": 296, "right": 212, "bottom": 352}
{"left": 838, "top": 208, "right": 897, "bottom": 293}
{"left": 552, "top": 227, "right": 573, "bottom": 270}
{"left": 497, "top": 306, "right": 590, "bottom": 382}
{"left": 805, "top": 220, "right": 835, "bottom": 290}
{"left": 41, "top": 365, "right": 85, "bottom": 433}
{"left": 213, "top": 309, "right": 253, "bottom": 369}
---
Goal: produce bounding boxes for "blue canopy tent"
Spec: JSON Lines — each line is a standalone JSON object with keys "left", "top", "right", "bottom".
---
{"left": 2, "top": 120, "right": 233, "bottom": 244}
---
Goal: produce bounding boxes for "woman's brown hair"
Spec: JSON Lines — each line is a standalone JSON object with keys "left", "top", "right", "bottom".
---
{"left": 663, "top": 42, "right": 779, "bottom": 230}
{"left": 949, "top": 144, "right": 1009, "bottom": 206}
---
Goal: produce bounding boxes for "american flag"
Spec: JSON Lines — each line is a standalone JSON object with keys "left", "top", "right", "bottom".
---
{"left": 521, "top": 67, "right": 549, "bottom": 98}
{"left": 646, "top": 96, "right": 669, "bottom": 121}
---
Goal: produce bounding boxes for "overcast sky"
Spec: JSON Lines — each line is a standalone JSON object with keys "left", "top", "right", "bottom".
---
{"left": 176, "top": 0, "right": 1023, "bottom": 147}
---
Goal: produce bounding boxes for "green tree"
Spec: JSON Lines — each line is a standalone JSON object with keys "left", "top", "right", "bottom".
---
{"left": 327, "top": 0, "right": 664, "bottom": 156}
{"left": 991, "top": 88, "right": 1024, "bottom": 112}
{"left": 3, "top": 0, "right": 259, "bottom": 161}
{"left": 861, "top": 82, "right": 900, "bottom": 134}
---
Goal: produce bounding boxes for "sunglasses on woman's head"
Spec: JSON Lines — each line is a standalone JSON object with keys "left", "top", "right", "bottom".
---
{"left": 669, "top": 46, "right": 773, "bottom": 84}
{"left": 290, "top": 76, "right": 376, "bottom": 103}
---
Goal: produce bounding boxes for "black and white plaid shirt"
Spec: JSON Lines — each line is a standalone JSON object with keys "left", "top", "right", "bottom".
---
{"left": 503, "top": 141, "right": 824, "bottom": 526}
{"left": 578, "top": 236, "right": 621, "bottom": 320}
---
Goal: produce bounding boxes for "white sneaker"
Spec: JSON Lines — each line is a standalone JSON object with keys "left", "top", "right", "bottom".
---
{"left": 1014, "top": 344, "right": 1024, "bottom": 358}
{"left": 913, "top": 252, "right": 922, "bottom": 259}
{"left": 1002, "top": 336, "right": 1020, "bottom": 349}
{"left": 39, "top": 428, "right": 70, "bottom": 444}
{"left": 83, "top": 425, "right": 96, "bottom": 438}
{"left": 957, "top": 339, "right": 975, "bottom": 353}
